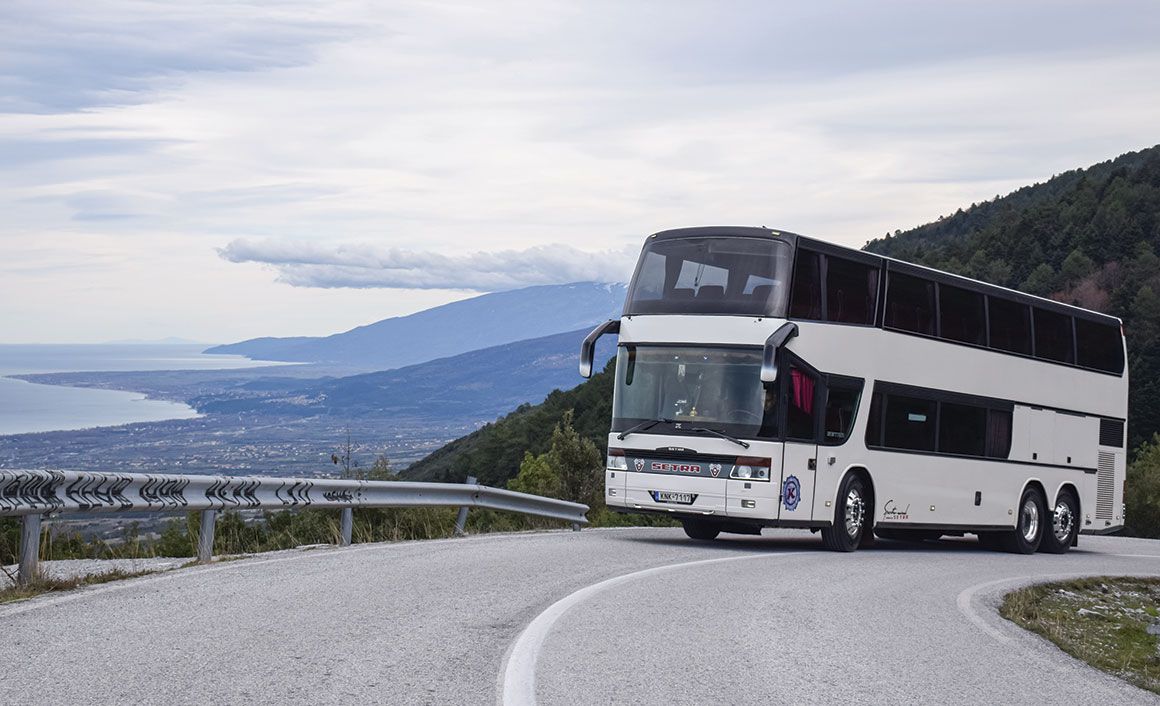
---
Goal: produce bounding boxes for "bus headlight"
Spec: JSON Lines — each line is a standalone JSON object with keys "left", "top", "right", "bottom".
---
{"left": 607, "top": 449, "right": 628, "bottom": 471}
{"left": 731, "top": 457, "right": 771, "bottom": 481}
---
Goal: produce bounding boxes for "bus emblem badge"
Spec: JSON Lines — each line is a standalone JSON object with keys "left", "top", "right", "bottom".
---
{"left": 783, "top": 475, "right": 801, "bottom": 511}
{"left": 634, "top": 458, "right": 645, "bottom": 472}
{"left": 709, "top": 464, "right": 722, "bottom": 477}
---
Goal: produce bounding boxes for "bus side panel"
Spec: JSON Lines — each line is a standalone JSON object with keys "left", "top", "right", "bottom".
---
{"left": 724, "top": 478, "right": 781, "bottom": 521}
{"left": 863, "top": 450, "right": 1018, "bottom": 528}
{"left": 605, "top": 468, "right": 627, "bottom": 509}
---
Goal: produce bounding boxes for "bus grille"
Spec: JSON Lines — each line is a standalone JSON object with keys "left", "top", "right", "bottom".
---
{"left": 1099, "top": 419, "right": 1124, "bottom": 448}
{"left": 1096, "top": 451, "right": 1116, "bottom": 519}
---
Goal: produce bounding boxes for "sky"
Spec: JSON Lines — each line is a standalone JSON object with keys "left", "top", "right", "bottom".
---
{"left": 2, "top": 0, "right": 1159, "bottom": 344}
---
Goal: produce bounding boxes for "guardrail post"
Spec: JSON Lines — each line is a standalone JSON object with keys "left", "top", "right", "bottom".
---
{"left": 572, "top": 522, "right": 581, "bottom": 532}
{"left": 18, "top": 513, "right": 43, "bottom": 586}
{"left": 339, "top": 507, "right": 353, "bottom": 547}
{"left": 454, "top": 476, "right": 477, "bottom": 536}
{"left": 197, "top": 509, "right": 217, "bottom": 563}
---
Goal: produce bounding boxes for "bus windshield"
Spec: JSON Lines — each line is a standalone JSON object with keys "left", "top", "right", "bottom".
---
{"left": 612, "top": 345, "right": 776, "bottom": 439}
{"left": 624, "top": 236, "right": 792, "bottom": 316}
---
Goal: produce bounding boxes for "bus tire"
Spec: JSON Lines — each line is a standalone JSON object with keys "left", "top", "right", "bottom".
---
{"left": 1039, "top": 489, "right": 1079, "bottom": 554}
{"left": 682, "top": 519, "right": 720, "bottom": 541}
{"left": 1002, "top": 487, "right": 1046, "bottom": 554}
{"left": 821, "top": 474, "right": 867, "bottom": 552}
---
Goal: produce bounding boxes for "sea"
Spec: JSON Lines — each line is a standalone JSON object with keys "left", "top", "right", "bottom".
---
{"left": 0, "top": 344, "right": 279, "bottom": 436}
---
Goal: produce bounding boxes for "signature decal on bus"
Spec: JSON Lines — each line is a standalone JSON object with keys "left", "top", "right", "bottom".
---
{"left": 883, "top": 499, "right": 910, "bottom": 520}
{"left": 783, "top": 475, "right": 801, "bottom": 511}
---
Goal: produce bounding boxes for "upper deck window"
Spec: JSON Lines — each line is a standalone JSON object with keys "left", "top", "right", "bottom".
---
{"left": 826, "top": 256, "right": 878, "bottom": 325}
{"left": 1033, "top": 308, "right": 1075, "bottom": 364}
{"left": 939, "top": 284, "right": 985, "bottom": 345}
{"left": 884, "top": 272, "right": 936, "bottom": 336}
{"left": 788, "top": 251, "right": 878, "bottom": 325}
{"left": 1075, "top": 318, "right": 1124, "bottom": 374}
{"left": 624, "top": 237, "right": 792, "bottom": 316}
{"left": 988, "top": 296, "right": 1032, "bottom": 355}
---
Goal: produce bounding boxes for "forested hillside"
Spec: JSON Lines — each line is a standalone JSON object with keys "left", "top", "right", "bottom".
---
{"left": 864, "top": 145, "right": 1160, "bottom": 449}
{"left": 401, "top": 359, "right": 615, "bottom": 485}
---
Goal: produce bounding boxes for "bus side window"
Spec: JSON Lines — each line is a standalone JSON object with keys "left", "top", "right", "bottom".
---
{"left": 826, "top": 257, "right": 878, "bottom": 325}
{"left": 786, "top": 366, "right": 818, "bottom": 440}
{"left": 824, "top": 383, "right": 862, "bottom": 444}
{"left": 885, "top": 272, "right": 936, "bottom": 336}
{"left": 1075, "top": 318, "right": 1124, "bottom": 374}
{"left": 882, "top": 394, "right": 936, "bottom": 451}
{"left": 789, "top": 251, "right": 822, "bottom": 319}
{"left": 1033, "top": 308, "right": 1075, "bottom": 364}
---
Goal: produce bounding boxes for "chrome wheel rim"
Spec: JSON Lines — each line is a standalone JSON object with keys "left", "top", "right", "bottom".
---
{"left": 1052, "top": 500, "right": 1074, "bottom": 543}
{"left": 844, "top": 487, "right": 865, "bottom": 539}
{"left": 1021, "top": 498, "right": 1040, "bottom": 543}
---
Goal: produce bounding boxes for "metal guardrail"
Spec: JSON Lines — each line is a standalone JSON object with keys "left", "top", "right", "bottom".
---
{"left": 0, "top": 470, "right": 589, "bottom": 587}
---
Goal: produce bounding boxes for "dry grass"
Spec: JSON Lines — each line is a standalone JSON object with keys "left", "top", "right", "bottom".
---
{"left": 0, "top": 568, "right": 159, "bottom": 604}
{"left": 1001, "top": 576, "right": 1160, "bottom": 694}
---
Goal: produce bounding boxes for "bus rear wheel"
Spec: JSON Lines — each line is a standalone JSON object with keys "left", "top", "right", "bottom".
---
{"left": 1002, "top": 487, "right": 1046, "bottom": 554}
{"left": 682, "top": 519, "right": 721, "bottom": 541}
{"left": 821, "top": 474, "right": 867, "bottom": 552}
{"left": 1039, "top": 490, "right": 1079, "bottom": 554}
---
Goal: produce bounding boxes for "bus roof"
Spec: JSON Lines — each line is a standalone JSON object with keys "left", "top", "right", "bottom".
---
{"left": 648, "top": 225, "right": 1122, "bottom": 327}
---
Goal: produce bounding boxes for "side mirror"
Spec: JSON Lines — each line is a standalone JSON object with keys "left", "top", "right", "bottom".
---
{"left": 760, "top": 322, "right": 798, "bottom": 384}
{"left": 579, "top": 319, "right": 621, "bottom": 378}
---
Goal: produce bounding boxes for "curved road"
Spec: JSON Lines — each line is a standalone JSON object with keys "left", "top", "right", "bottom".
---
{"left": 2, "top": 528, "right": 1159, "bottom": 704}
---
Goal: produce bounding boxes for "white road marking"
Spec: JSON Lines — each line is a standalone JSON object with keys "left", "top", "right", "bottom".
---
{"left": 956, "top": 576, "right": 1026, "bottom": 644}
{"left": 957, "top": 562, "right": 1160, "bottom": 646}
{"left": 498, "top": 552, "right": 789, "bottom": 706}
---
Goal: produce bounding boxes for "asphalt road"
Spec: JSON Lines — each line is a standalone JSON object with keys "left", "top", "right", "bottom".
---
{"left": 2, "top": 528, "right": 1159, "bottom": 705}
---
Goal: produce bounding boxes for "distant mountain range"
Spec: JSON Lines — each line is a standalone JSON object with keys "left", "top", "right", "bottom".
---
{"left": 206, "top": 282, "right": 627, "bottom": 370}
{"left": 194, "top": 327, "right": 617, "bottom": 421}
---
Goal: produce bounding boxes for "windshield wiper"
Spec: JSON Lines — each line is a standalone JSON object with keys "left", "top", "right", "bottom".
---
{"left": 616, "top": 418, "right": 674, "bottom": 440}
{"left": 689, "top": 426, "right": 751, "bottom": 449}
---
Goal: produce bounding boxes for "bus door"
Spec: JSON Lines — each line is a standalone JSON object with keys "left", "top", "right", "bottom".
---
{"left": 780, "top": 359, "right": 822, "bottom": 521}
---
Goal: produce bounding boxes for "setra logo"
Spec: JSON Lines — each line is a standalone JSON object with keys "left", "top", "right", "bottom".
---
{"left": 634, "top": 458, "right": 645, "bottom": 472}
{"left": 652, "top": 462, "right": 702, "bottom": 474}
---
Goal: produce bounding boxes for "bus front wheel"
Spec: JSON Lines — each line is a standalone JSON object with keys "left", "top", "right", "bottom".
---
{"left": 821, "top": 474, "right": 867, "bottom": 552}
{"left": 682, "top": 519, "right": 721, "bottom": 541}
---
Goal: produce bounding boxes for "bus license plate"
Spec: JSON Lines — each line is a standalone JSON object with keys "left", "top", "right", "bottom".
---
{"left": 654, "top": 491, "right": 695, "bottom": 505}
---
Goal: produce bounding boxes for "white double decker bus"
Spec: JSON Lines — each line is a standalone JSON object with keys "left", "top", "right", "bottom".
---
{"left": 581, "top": 226, "right": 1128, "bottom": 552}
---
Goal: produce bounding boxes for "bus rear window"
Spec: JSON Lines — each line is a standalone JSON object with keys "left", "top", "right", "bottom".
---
{"left": 624, "top": 237, "right": 792, "bottom": 316}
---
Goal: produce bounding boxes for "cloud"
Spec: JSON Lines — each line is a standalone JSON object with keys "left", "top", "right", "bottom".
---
{"left": 3, "top": 0, "right": 1160, "bottom": 341}
{"left": 218, "top": 239, "right": 637, "bottom": 290}
{"left": 0, "top": 0, "right": 360, "bottom": 113}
